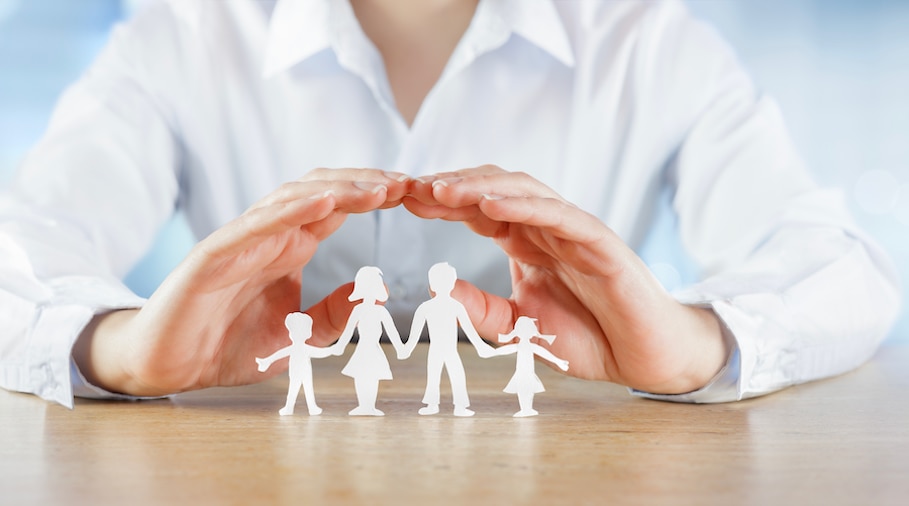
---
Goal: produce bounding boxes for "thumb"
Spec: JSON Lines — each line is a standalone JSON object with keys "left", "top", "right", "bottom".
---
{"left": 304, "top": 282, "right": 356, "bottom": 346}
{"left": 451, "top": 279, "right": 515, "bottom": 341}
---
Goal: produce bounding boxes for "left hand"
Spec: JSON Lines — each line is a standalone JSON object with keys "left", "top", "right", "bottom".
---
{"left": 403, "top": 165, "right": 727, "bottom": 394}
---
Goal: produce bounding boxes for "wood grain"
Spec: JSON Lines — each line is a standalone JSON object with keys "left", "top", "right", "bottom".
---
{"left": 2, "top": 343, "right": 907, "bottom": 505}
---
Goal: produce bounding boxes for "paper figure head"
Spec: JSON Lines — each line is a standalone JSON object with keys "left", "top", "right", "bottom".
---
{"left": 499, "top": 316, "right": 557, "bottom": 345}
{"left": 284, "top": 312, "right": 314, "bottom": 341}
{"left": 349, "top": 266, "right": 388, "bottom": 302}
{"left": 428, "top": 262, "right": 457, "bottom": 296}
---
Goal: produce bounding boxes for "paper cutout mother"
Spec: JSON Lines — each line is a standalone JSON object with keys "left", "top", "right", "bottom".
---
{"left": 330, "top": 266, "right": 404, "bottom": 416}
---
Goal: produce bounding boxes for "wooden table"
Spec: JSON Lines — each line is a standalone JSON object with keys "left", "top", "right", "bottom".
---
{"left": 2, "top": 343, "right": 908, "bottom": 505}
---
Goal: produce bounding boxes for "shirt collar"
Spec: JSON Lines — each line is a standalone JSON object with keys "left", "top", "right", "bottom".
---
{"left": 261, "top": 0, "right": 332, "bottom": 78}
{"left": 498, "top": 0, "right": 575, "bottom": 67}
{"left": 261, "top": 0, "right": 575, "bottom": 79}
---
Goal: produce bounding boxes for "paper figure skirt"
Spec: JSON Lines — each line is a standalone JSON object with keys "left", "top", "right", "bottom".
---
{"left": 503, "top": 372, "right": 545, "bottom": 395}
{"left": 341, "top": 343, "right": 393, "bottom": 381}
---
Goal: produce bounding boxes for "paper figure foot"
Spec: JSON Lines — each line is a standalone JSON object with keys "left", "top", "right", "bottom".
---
{"left": 453, "top": 406, "right": 475, "bottom": 417}
{"left": 418, "top": 404, "right": 439, "bottom": 416}
{"left": 513, "top": 409, "right": 538, "bottom": 418}
{"left": 349, "top": 406, "right": 384, "bottom": 417}
{"left": 279, "top": 406, "right": 294, "bottom": 416}
{"left": 308, "top": 405, "right": 323, "bottom": 416}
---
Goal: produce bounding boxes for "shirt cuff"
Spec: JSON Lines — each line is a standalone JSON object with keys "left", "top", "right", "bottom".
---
{"left": 70, "top": 356, "right": 171, "bottom": 402}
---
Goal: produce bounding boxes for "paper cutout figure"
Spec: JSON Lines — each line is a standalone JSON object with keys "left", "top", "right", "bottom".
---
{"left": 256, "top": 312, "right": 333, "bottom": 416}
{"left": 329, "top": 266, "right": 404, "bottom": 416}
{"left": 401, "top": 262, "right": 495, "bottom": 417}
{"left": 494, "top": 316, "right": 569, "bottom": 417}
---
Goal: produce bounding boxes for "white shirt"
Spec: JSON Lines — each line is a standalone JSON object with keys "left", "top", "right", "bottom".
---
{"left": 0, "top": 0, "right": 899, "bottom": 408}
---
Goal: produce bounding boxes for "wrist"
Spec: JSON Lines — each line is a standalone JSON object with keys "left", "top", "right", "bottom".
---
{"left": 638, "top": 305, "right": 728, "bottom": 395}
{"left": 72, "top": 309, "right": 141, "bottom": 396}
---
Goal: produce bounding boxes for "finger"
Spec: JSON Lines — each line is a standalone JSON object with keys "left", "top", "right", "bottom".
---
{"left": 434, "top": 177, "right": 613, "bottom": 245}
{"left": 197, "top": 181, "right": 389, "bottom": 258}
{"left": 198, "top": 193, "right": 337, "bottom": 260}
{"left": 304, "top": 282, "right": 357, "bottom": 346}
{"left": 402, "top": 195, "right": 483, "bottom": 222}
{"left": 480, "top": 196, "right": 631, "bottom": 275}
{"left": 432, "top": 170, "right": 563, "bottom": 201}
{"left": 301, "top": 168, "right": 411, "bottom": 209}
{"left": 449, "top": 279, "right": 517, "bottom": 341}
{"left": 299, "top": 167, "right": 410, "bottom": 185}
{"left": 252, "top": 169, "right": 410, "bottom": 211}
{"left": 408, "top": 170, "right": 581, "bottom": 237}
{"left": 403, "top": 169, "right": 503, "bottom": 222}
{"left": 406, "top": 165, "right": 509, "bottom": 207}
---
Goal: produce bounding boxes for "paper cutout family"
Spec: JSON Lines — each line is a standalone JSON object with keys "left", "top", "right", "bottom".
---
{"left": 256, "top": 262, "right": 569, "bottom": 418}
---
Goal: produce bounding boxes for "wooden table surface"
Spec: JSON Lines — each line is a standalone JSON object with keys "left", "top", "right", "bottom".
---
{"left": 2, "top": 342, "right": 908, "bottom": 505}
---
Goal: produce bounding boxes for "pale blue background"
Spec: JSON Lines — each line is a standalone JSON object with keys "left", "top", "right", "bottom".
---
{"left": 1, "top": 0, "right": 907, "bottom": 342}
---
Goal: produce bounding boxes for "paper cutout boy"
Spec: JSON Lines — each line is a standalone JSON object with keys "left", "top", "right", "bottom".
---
{"left": 494, "top": 316, "right": 569, "bottom": 417}
{"left": 401, "top": 262, "right": 495, "bottom": 417}
{"left": 256, "top": 312, "right": 333, "bottom": 416}
{"left": 330, "top": 266, "right": 405, "bottom": 416}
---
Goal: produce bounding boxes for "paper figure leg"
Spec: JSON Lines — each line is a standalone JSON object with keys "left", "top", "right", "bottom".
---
{"left": 420, "top": 354, "right": 444, "bottom": 411}
{"left": 350, "top": 378, "right": 384, "bottom": 416}
{"left": 280, "top": 379, "right": 303, "bottom": 416}
{"left": 446, "top": 358, "right": 474, "bottom": 417}
{"left": 514, "top": 392, "right": 538, "bottom": 418}
{"left": 301, "top": 374, "right": 321, "bottom": 416}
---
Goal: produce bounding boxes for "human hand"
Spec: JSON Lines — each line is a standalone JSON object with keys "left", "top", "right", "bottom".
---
{"left": 72, "top": 169, "right": 410, "bottom": 396}
{"left": 404, "top": 165, "right": 726, "bottom": 394}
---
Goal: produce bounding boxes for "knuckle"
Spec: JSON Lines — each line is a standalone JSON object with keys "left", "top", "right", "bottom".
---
{"left": 299, "top": 167, "right": 330, "bottom": 181}
{"left": 473, "top": 164, "right": 505, "bottom": 177}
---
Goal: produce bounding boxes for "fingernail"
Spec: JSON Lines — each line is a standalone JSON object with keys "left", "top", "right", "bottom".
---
{"left": 481, "top": 193, "right": 504, "bottom": 201}
{"left": 383, "top": 171, "right": 410, "bottom": 182}
{"left": 354, "top": 181, "right": 387, "bottom": 194}
{"left": 416, "top": 176, "right": 436, "bottom": 185}
{"left": 308, "top": 189, "right": 335, "bottom": 200}
{"left": 432, "top": 177, "right": 462, "bottom": 189}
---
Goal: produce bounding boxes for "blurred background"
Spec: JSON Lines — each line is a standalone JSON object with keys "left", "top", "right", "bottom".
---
{"left": 1, "top": 0, "right": 907, "bottom": 343}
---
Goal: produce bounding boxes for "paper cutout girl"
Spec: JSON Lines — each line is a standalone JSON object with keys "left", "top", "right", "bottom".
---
{"left": 329, "top": 266, "right": 404, "bottom": 416}
{"left": 256, "top": 312, "right": 333, "bottom": 416}
{"left": 494, "top": 316, "right": 569, "bottom": 417}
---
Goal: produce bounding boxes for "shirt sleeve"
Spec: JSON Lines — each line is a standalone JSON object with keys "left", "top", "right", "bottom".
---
{"left": 0, "top": 4, "right": 184, "bottom": 408}
{"left": 628, "top": 1, "right": 901, "bottom": 402}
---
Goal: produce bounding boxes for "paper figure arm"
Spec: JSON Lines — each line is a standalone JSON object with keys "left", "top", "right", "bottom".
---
{"left": 491, "top": 343, "right": 518, "bottom": 357}
{"left": 380, "top": 308, "right": 405, "bottom": 357}
{"left": 457, "top": 303, "right": 495, "bottom": 358}
{"left": 401, "top": 305, "right": 427, "bottom": 359}
{"left": 304, "top": 343, "right": 335, "bottom": 359}
{"left": 255, "top": 346, "right": 292, "bottom": 372}
{"left": 329, "top": 306, "right": 360, "bottom": 356}
{"left": 530, "top": 343, "right": 570, "bottom": 371}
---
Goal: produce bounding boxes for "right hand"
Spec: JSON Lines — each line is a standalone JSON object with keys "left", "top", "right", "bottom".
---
{"left": 72, "top": 169, "right": 409, "bottom": 396}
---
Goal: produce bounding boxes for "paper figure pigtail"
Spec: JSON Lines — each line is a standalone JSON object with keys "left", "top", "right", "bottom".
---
{"left": 499, "top": 316, "right": 556, "bottom": 344}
